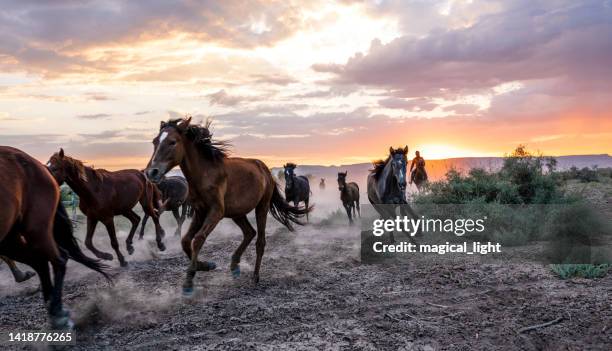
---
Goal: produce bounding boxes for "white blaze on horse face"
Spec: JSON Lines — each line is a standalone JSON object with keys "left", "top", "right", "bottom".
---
{"left": 46, "top": 161, "right": 51, "bottom": 167}
{"left": 159, "top": 131, "right": 168, "bottom": 144}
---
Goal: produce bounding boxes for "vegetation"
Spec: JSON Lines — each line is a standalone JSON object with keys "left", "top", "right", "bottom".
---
{"left": 413, "top": 145, "right": 611, "bottom": 279}
{"left": 550, "top": 264, "right": 610, "bottom": 279}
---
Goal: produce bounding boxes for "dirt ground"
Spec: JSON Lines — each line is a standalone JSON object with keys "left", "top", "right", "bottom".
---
{"left": 1, "top": 188, "right": 611, "bottom": 350}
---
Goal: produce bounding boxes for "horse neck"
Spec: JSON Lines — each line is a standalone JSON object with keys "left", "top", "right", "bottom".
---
{"left": 64, "top": 164, "right": 98, "bottom": 202}
{"left": 179, "top": 141, "right": 223, "bottom": 188}
{"left": 377, "top": 160, "right": 394, "bottom": 198}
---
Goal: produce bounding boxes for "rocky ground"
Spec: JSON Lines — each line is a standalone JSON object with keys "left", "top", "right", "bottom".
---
{"left": 1, "top": 189, "right": 611, "bottom": 350}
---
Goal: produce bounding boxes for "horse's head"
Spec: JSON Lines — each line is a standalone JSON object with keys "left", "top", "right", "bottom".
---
{"left": 46, "top": 148, "right": 87, "bottom": 185}
{"left": 46, "top": 148, "right": 67, "bottom": 184}
{"left": 337, "top": 171, "right": 347, "bottom": 191}
{"left": 284, "top": 163, "right": 296, "bottom": 189}
{"left": 145, "top": 117, "right": 191, "bottom": 183}
{"left": 389, "top": 146, "right": 408, "bottom": 196}
{"left": 320, "top": 178, "right": 325, "bottom": 185}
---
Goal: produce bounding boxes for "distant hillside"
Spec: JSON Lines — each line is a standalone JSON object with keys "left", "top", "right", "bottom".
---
{"left": 270, "top": 154, "right": 612, "bottom": 190}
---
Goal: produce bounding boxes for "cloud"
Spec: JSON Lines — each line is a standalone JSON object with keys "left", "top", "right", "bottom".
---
{"left": 378, "top": 97, "right": 437, "bottom": 111}
{"left": 443, "top": 104, "right": 480, "bottom": 115}
{"left": 206, "top": 89, "right": 263, "bottom": 107}
{"left": 0, "top": 0, "right": 310, "bottom": 77}
{"left": 317, "top": 0, "right": 612, "bottom": 101}
{"left": 76, "top": 113, "right": 112, "bottom": 120}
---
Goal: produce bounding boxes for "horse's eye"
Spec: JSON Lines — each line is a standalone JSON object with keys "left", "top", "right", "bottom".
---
{"left": 169, "top": 141, "right": 176, "bottom": 146}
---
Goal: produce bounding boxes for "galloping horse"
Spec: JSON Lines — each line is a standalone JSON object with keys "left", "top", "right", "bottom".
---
{"left": 319, "top": 178, "right": 326, "bottom": 190}
{"left": 144, "top": 118, "right": 311, "bottom": 295}
{"left": 337, "top": 172, "right": 360, "bottom": 224}
{"left": 367, "top": 146, "right": 420, "bottom": 242}
{"left": 47, "top": 150, "right": 165, "bottom": 267}
{"left": 1, "top": 255, "right": 35, "bottom": 282}
{"left": 140, "top": 175, "right": 189, "bottom": 238}
{"left": 284, "top": 163, "right": 311, "bottom": 221}
{"left": 412, "top": 158, "right": 428, "bottom": 192}
{"left": 0, "top": 146, "right": 110, "bottom": 329}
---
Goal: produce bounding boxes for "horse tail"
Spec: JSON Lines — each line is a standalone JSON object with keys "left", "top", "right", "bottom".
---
{"left": 269, "top": 184, "right": 312, "bottom": 231}
{"left": 53, "top": 201, "right": 112, "bottom": 283}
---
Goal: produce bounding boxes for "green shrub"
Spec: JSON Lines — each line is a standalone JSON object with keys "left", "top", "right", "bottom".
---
{"left": 550, "top": 264, "right": 610, "bottom": 279}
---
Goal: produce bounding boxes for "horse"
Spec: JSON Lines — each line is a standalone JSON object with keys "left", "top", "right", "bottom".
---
{"left": 319, "top": 178, "right": 326, "bottom": 190}
{"left": 337, "top": 172, "right": 360, "bottom": 224}
{"left": 367, "top": 146, "right": 420, "bottom": 242}
{"left": 144, "top": 117, "right": 311, "bottom": 295}
{"left": 1, "top": 255, "right": 35, "bottom": 282}
{"left": 46, "top": 149, "right": 165, "bottom": 267}
{"left": 283, "top": 163, "right": 311, "bottom": 221}
{"left": 0, "top": 146, "right": 110, "bottom": 329}
{"left": 140, "top": 175, "right": 189, "bottom": 238}
{"left": 411, "top": 158, "right": 428, "bottom": 192}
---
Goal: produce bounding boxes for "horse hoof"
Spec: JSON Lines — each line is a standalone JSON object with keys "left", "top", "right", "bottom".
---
{"left": 138, "top": 235, "right": 144, "bottom": 241}
{"left": 120, "top": 260, "right": 128, "bottom": 267}
{"left": 182, "top": 287, "right": 194, "bottom": 297}
{"left": 17, "top": 271, "right": 36, "bottom": 282}
{"left": 50, "top": 315, "right": 74, "bottom": 330}
{"left": 231, "top": 266, "right": 241, "bottom": 278}
{"left": 158, "top": 242, "right": 166, "bottom": 251}
{"left": 100, "top": 253, "right": 114, "bottom": 261}
{"left": 252, "top": 275, "right": 260, "bottom": 284}
{"left": 126, "top": 245, "right": 134, "bottom": 255}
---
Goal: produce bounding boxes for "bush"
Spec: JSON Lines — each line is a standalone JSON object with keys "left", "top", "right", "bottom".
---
{"left": 550, "top": 264, "right": 610, "bottom": 279}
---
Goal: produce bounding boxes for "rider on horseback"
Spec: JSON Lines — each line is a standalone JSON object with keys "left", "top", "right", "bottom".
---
{"left": 409, "top": 151, "right": 428, "bottom": 184}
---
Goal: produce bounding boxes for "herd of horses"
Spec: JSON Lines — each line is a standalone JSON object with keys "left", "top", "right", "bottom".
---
{"left": 0, "top": 117, "right": 428, "bottom": 330}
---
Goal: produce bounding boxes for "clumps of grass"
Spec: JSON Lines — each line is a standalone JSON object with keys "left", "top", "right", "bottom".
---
{"left": 550, "top": 264, "right": 610, "bottom": 279}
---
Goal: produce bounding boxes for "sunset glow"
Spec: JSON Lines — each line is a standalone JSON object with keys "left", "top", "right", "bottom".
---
{"left": 0, "top": 1, "right": 611, "bottom": 169}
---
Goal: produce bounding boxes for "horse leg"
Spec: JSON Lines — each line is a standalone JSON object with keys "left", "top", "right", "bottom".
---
{"left": 1, "top": 255, "right": 35, "bottom": 282}
{"left": 151, "top": 213, "right": 166, "bottom": 251}
{"left": 101, "top": 217, "right": 127, "bottom": 267}
{"left": 85, "top": 217, "right": 113, "bottom": 261}
{"left": 172, "top": 208, "right": 182, "bottom": 237}
{"left": 123, "top": 210, "right": 141, "bottom": 255}
{"left": 253, "top": 203, "right": 269, "bottom": 284}
{"left": 344, "top": 203, "right": 353, "bottom": 225}
{"left": 305, "top": 197, "right": 309, "bottom": 222}
{"left": 230, "top": 216, "right": 256, "bottom": 278}
{"left": 181, "top": 210, "right": 203, "bottom": 259}
{"left": 356, "top": 201, "right": 361, "bottom": 218}
{"left": 138, "top": 213, "right": 149, "bottom": 240}
{"left": 183, "top": 213, "right": 221, "bottom": 296}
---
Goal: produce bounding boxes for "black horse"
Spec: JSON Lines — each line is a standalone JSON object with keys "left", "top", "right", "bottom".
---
{"left": 337, "top": 172, "right": 360, "bottom": 224}
{"left": 140, "top": 176, "right": 189, "bottom": 238}
{"left": 367, "top": 146, "right": 420, "bottom": 242}
{"left": 284, "top": 163, "right": 311, "bottom": 221}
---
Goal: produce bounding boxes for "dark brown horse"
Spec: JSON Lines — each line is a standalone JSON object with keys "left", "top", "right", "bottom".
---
{"left": 1, "top": 255, "right": 35, "bottom": 282}
{"left": 144, "top": 118, "right": 311, "bottom": 295}
{"left": 337, "top": 172, "right": 360, "bottom": 224}
{"left": 0, "top": 146, "right": 109, "bottom": 329}
{"left": 139, "top": 175, "right": 189, "bottom": 238}
{"left": 319, "top": 178, "right": 325, "bottom": 190}
{"left": 47, "top": 149, "right": 165, "bottom": 267}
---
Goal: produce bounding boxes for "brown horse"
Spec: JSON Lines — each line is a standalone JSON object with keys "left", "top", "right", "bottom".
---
{"left": 1, "top": 255, "right": 35, "bottom": 282}
{"left": 0, "top": 146, "right": 110, "bottom": 329}
{"left": 337, "top": 171, "right": 360, "bottom": 224}
{"left": 47, "top": 149, "right": 165, "bottom": 267}
{"left": 144, "top": 117, "right": 311, "bottom": 295}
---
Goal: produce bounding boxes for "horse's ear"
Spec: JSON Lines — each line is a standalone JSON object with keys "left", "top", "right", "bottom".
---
{"left": 389, "top": 146, "right": 394, "bottom": 155}
{"left": 344, "top": 171, "right": 348, "bottom": 176}
{"left": 177, "top": 116, "right": 192, "bottom": 131}
{"left": 59, "top": 148, "right": 64, "bottom": 158}
{"left": 160, "top": 121, "right": 167, "bottom": 130}
{"left": 403, "top": 145, "right": 409, "bottom": 154}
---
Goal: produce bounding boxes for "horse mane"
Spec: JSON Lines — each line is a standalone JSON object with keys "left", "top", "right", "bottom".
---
{"left": 370, "top": 148, "right": 407, "bottom": 179}
{"left": 284, "top": 162, "right": 297, "bottom": 169}
{"left": 369, "top": 157, "right": 389, "bottom": 179}
{"left": 166, "top": 118, "right": 230, "bottom": 163}
{"left": 62, "top": 155, "right": 106, "bottom": 182}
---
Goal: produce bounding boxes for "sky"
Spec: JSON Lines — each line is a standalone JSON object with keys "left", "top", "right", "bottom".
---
{"left": 1, "top": 0, "right": 611, "bottom": 169}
